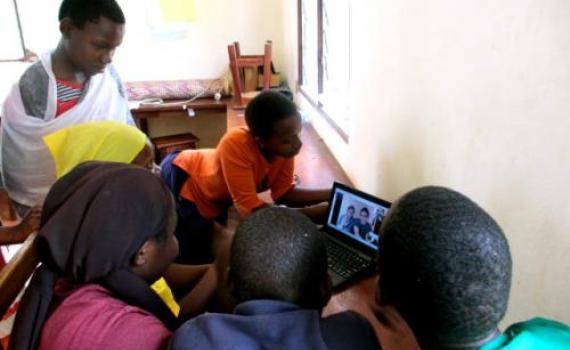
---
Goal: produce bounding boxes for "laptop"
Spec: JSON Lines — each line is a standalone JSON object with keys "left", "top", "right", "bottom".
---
{"left": 323, "top": 182, "right": 391, "bottom": 290}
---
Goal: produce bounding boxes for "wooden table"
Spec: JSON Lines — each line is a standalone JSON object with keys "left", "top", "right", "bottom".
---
{"left": 131, "top": 98, "right": 230, "bottom": 135}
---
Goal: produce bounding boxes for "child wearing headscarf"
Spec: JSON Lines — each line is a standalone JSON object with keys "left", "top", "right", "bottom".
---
{"left": 10, "top": 163, "right": 182, "bottom": 350}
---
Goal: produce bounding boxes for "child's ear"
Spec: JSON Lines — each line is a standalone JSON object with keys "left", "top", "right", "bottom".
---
{"left": 132, "top": 240, "right": 152, "bottom": 267}
{"left": 253, "top": 136, "right": 266, "bottom": 150}
{"left": 301, "top": 273, "right": 332, "bottom": 310}
{"left": 375, "top": 278, "right": 384, "bottom": 305}
{"left": 59, "top": 18, "right": 73, "bottom": 38}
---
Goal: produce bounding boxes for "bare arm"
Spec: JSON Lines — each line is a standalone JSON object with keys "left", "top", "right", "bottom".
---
{"left": 296, "top": 203, "right": 329, "bottom": 225}
{"left": 275, "top": 187, "right": 331, "bottom": 207}
{"left": 248, "top": 201, "right": 328, "bottom": 225}
{"left": 175, "top": 224, "right": 234, "bottom": 320}
{"left": 163, "top": 264, "right": 210, "bottom": 296}
{"left": 0, "top": 206, "right": 41, "bottom": 246}
{"left": 176, "top": 266, "right": 218, "bottom": 320}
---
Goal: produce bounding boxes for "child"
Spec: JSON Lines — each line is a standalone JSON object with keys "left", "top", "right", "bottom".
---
{"left": 42, "top": 121, "right": 224, "bottom": 319}
{"left": 375, "top": 186, "right": 570, "bottom": 349}
{"left": 10, "top": 163, "right": 179, "bottom": 350}
{"left": 10, "top": 163, "right": 221, "bottom": 350}
{"left": 1, "top": 0, "right": 133, "bottom": 213}
{"left": 161, "top": 91, "right": 330, "bottom": 263}
{"left": 170, "top": 207, "right": 379, "bottom": 350}
{"left": 43, "top": 121, "right": 160, "bottom": 178}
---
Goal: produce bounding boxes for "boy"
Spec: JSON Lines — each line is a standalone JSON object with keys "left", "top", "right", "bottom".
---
{"left": 1, "top": 0, "right": 133, "bottom": 211}
{"left": 353, "top": 207, "right": 372, "bottom": 239}
{"left": 169, "top": 207, "right": 379, "bottom": 350}
{"left": 376, "top": 186, "right": 570, "bottom": 349}
{"left": 161, "top": 91, "right": 330, "bottom": 263}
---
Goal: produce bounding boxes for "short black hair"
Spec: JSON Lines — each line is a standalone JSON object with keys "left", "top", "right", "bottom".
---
{"left": 59, "top": 0, "right": 125, "bottom": 28}
{"left": 378, "top": 186, "right": 512, "bottom": 348}
{"left": 360, "top": 207, "right": 369, "bottom": 215}
{"left": 245, "top": 91, "right": 301, "bottom": 140}
{"left": 230, "top": 207, "right": 328, "bottom": 308}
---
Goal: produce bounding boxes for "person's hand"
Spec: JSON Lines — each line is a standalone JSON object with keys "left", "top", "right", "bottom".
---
{"left": 310, "top": 201, "right": 329, "bottom": 225}
{"left": 212, "top": 223, "right": 233, "bottom": 282}
{"left": 371, "top": 303, "right": 421, "bottom": 350}
{"left": 17, "top": 206, "right": 42, "bottom": 237}
{"left": 150, "top": 162, "right": 162, "bottom": 177}
{"left": 211, "top": 222, "right": 235, "bottom": 312}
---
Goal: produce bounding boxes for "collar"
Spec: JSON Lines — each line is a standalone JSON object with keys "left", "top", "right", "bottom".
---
{"left": 438, "top": 329, "right": 502, "bottom": 350}
{"left": 234, "top": 299, "right": 305, "bottom": 316}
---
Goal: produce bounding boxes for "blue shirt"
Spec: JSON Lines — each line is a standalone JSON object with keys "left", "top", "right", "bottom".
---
{"left": 169, "top": 299, "right": 379, "bottom": 350}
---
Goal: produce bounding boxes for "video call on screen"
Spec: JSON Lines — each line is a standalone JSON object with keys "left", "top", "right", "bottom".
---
{"left": 328, "top": 189, "right": 389, "bottom": 250}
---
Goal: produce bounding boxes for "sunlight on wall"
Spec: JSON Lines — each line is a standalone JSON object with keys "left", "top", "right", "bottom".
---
{"left": 286, "top": 0, "right": 570, "bottom": 325}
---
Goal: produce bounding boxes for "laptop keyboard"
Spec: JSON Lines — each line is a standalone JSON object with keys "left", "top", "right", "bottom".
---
{"left": 325, "top": 239, "right": 372, "bottom": 279}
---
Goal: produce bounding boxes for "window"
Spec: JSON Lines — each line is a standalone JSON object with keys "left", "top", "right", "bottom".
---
{"left": 299, "top": 0, "right": 351, "bottom": 141}
{"left": 0, "top": 0, "right": 28, "bottom": 61}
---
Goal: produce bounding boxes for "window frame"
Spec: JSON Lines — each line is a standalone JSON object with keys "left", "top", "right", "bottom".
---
{"left": 0, "top": 0, "right": 33, "bottom": 63}
{"left": 297, "top": 0, "right": 350, "bottom": 143}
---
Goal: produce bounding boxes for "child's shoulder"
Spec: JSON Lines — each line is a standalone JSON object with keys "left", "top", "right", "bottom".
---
{"left": 222, "top": 127, "right": 251, "bottom": 141}
{"left": 19, "top": 61, "right": 48, "bottom": 86}
{"left": 219, "top": 127, "right": 256, "bottom": 151}
{"left": 18, "top": 62, "right": 50, "bottom": 118}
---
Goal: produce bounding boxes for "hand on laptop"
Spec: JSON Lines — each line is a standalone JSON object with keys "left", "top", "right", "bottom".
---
{"left": 302, "top": 202, "right": 329, "bottom": 225}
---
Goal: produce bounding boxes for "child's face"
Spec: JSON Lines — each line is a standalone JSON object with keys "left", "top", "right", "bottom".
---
{"left": 131, "top": 210, "right": 179, "bottom": 284}
{"left": 61, "top": 16, "right": 124, "bottom": 76}
{"left": 262, "top": 115, "right": 303, "bottom": 158}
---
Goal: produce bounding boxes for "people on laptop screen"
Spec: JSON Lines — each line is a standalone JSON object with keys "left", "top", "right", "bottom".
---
{"left": 329, "top": 188, "right": 388, "bottom": 248}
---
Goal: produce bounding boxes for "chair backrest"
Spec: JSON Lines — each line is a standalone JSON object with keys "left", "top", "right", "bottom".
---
{"left": 227, "top": 41, "right": 272, "bottom": 109}
{"left": 0, "top": 233, "right": 38, "bottom": 317}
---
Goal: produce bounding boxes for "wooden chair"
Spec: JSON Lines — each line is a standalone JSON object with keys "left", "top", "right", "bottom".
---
{"left": 227, "top": 41, "right": 272, "bottom": 109}
{"left": 152, "top": 132, "right": 199, "bottom": 163}
{"left": 0, "top": 233, "right": 38, "bottom": 318}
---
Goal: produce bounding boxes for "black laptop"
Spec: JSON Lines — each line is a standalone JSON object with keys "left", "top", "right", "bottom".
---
{"left": 323, "top": 182, "right": 391, "bottom": 289}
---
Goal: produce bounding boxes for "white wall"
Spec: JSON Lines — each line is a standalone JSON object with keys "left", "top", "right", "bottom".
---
{"left": 114, "top": 0, "right": 287, "bottom": 81}
{"left": 284, "top": 0, "right": 570, "bottom": 325}
{"left": 0, "top": 0, "right": 288, "bottom": 83}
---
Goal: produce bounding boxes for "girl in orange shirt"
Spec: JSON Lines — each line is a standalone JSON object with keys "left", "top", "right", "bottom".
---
{"left": 160, "top": 91, "right": 330, "bottom": 264}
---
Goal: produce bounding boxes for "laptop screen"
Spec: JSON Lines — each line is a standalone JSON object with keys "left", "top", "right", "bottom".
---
{"left": 326, "top": 183, "right": 391, "bottom": 251}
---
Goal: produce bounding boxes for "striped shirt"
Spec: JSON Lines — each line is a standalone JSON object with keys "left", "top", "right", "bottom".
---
{"left": 55, "top": 79, "right": 85, "bottom": 117}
